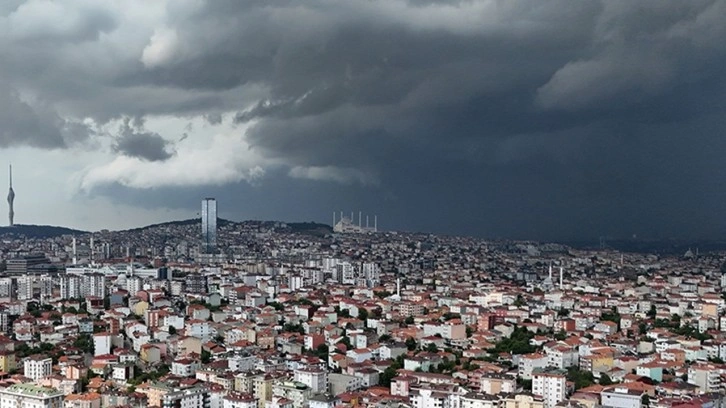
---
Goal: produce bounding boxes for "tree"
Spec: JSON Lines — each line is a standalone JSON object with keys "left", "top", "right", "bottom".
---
{"left": 374, "top": 290, "right": 392, "bottom": 299}
{"left": 425, "top": 343, "right": 439, "bottom": 353}
{"left": 282, "top": 323, "right": 305, "bottom": 334}
{"left": 168, "top": 326, "right": 177, "bottom": 335}
{"left": 466, "top": 327, "right": 474, "bottom": 338}
{"left": 379, "top": 334, "right": 392, "bottom": 343}
{"left": 513, "top": 295, "right": 526, "bottom": 307}
{"left": 554, "top": 330, "right": 567, "bottom": 341}
{"left": 492, "top": 326, "right": 536, "bottom": 355}
{"left": 647, "top": 305, "right": 657, "bottom": 319}
{"left": 641, "top": 395, "right": 651, "bottom": 407}
{"left": 337, "top": 337, "right": 353, "bottom": 350}
{"left": 567, "top": 367, "right": 595, "bottom": 390}
{"left": 518, "top": 378, "right": 532, "bottom": 391}
{"left": 405, "top": 316, "right": 414, "bottom": 325}
{"left": 201, "top": 349, "right": 212, "bottom": 364}
{"left": 358, "top": 308, "right": 369, "bottom": 321}
{"left": 601, "top": 307, "right": 621, "bottom": 329}
{"left": 380, "top": 366, "right": 398, "bottom": 386}
{"left": 73, "top": 334, "right": 95, "bottom": 354}
{"left": 405, "top": 337, "right": 418, "bottom": 351}
{"left": 313, "top": 344, "right": 329, "bottom": 359}
{"left": 599, "top": 373, "right": 613, "bottom": 386}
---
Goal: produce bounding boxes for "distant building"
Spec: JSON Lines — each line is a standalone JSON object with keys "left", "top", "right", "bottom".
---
{"left": 332, "top": 211, "right": 377, "bottom": 234}
{"left": 6, "top": 253, "right": 49, "bottom": 275}
{"left": 201, "top": 198, "right": 217, "bottom": 254}
{"left": 185, "top": 273, "right": 207, "bottom": 295}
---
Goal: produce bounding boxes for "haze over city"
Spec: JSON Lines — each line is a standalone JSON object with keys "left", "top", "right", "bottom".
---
{"left": 2, "top": 1, "right": 726, "bottom": 240}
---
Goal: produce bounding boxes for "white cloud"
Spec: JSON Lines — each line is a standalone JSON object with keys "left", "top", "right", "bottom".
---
{"left": 141, "top": 27, "right": 181, "bottom": 68}
{"left": 288, "top": 165, "right": 378, "bottom": 185}
{"left": 79, "top": 129, "right": 268, "bottom": 190}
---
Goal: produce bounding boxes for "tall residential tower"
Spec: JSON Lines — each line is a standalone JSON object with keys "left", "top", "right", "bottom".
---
{"left": 7, "top": 165, "right": 14, "bottom": 227}
{"left": 201, "top": 198, "right": 217, "bottom": 254}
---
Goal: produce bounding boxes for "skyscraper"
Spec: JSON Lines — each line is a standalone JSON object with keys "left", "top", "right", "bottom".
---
{"left": 201, "top": 198, "right": 217, "bottom": 254}
{"left": 7, "top": 165, "right": 14, "bottom": 227}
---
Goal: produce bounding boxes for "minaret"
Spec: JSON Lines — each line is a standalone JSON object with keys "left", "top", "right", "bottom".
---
{"left": 90, "top": 236, "right": 95, "bottom": 266}
{"left": 559, "top": 266, "right": 564, "bottom": 290}
{"left": 7, "top": 165, "right": 14, "bottom": 227}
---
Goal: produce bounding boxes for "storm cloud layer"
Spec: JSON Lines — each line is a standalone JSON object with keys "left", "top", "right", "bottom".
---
{"left": 1, "top": 0, "right": 726, "bottom": 239}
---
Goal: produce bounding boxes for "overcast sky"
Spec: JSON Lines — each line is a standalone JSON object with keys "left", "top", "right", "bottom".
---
{"left": 1, "top": 0, "right": 726, "bottom": 241}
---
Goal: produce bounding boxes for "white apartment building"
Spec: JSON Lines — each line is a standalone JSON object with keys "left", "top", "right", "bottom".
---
{"left": 24, "top": 356, "right": 52, "bottom": 381}
{"left": 81, "top": 273, "right": 106, "bottom": 298}
{"left": 60, "top": 275, "right": 82, "bottom": 299}
{"left": 461, "top": 393, "right": 500, "bottom": 408}
{"left": 600, "top": 387, "right": 642, "bottom": 408}
{"left": 0, "top": 383, "right": 64, "bottom": 408}
{"left": 16, "top": 275, "right": 33, "bottom": 301}
{"left": 518, "top": 353, "right": 548, "bottom": 380}
{"left": 93, "top": 333, "right": 112, "bottom": 356}
{"left": 532, "top": 368, "right": 567, "bottom": 408}
{"left": 222, "top": 392, "right": 257, "bottom": 408}
{"left": 294, "top": 368, "right": 328, "bottom": 393}
{"left": 688, "top": 363, "right": 723, "bottom": 393}
{"left": 162, "top": 385, "right": 210, "bottom": 408}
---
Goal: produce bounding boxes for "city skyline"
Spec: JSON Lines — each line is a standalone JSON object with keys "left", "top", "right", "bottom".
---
{"left": 0, "top": 2, "right": 725, "bottom": 241}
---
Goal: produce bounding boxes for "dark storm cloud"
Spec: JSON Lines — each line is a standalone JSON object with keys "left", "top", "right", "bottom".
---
{"left": 112, "top": 120, "right": 173, "bottom": 162}
{"left": 4, "top": 0, "right": 726, "bottom": 239}
{"left": 0, "top": 83, "right": 93, "bottom": 148}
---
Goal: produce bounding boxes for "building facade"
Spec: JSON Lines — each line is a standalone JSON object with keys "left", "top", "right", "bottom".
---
{"left": 201, "top": 198, "right": 217, "bottom": 254}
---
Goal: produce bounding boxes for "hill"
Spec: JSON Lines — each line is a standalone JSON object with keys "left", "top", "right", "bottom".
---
{"left": 286, "top": 222, "right": 333, "bottom": 237}
{"left": 122, "top": 218, "right": 238, "bottom": 232}
{"left": 0, "top": 224, "right": 88, "bottom": 238}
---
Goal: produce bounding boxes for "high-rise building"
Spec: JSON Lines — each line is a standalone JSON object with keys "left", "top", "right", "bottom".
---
{"left": 16, "top": 275, "right": 33, "bottom": 301}
{"left": 7, "top": 165, "right": 14, "bottom": 227}
{"left": 201, "top": 198, "right": 217, "bottom": 254}
{"left": 0, "top": 278, "right": 14, "bottom": 300}
{"left": 532, "top": 368, "right": 567, "bottom": 408}
{"left": 60, "top": 275, "right": 82, "bottom": 299}
{"left": 185, "top": 273, "right": 207, "bottom": 295}
{"left": 24, "top": 356, "right": 53, "bottom": 381}
{"left": 82, "top": 273, "right": 106, "bottom": 298}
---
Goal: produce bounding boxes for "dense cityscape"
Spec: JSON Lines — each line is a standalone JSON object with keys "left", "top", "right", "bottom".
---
{"left": 0, "top": 197, "right": 724, "bottom": 408}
